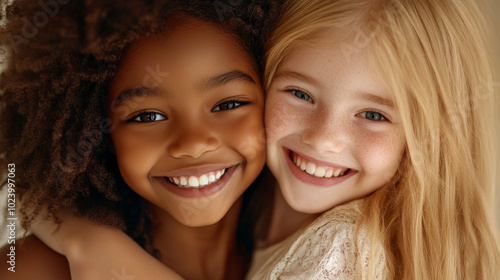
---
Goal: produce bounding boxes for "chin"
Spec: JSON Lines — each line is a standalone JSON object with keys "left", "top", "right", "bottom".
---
{"left": 280, "top": 184, "right": 345, "bottom": 214}
{"left": 173, "top": 205, "right": 230, "bottom": 227}
{"left": 285, "top": 195, "right": 331, "bottom": 214}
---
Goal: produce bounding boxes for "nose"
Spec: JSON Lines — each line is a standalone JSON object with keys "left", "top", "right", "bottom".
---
{"left": 167, "top": 120, "right": 219, "bottom": 159}
{"left": 301, "top": 109, "right": 348, "bottom": 154}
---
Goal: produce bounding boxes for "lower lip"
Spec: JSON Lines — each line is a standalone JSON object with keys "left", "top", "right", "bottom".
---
{"left": 155, "top": 165, "right": 238, "bottom": 198}
{"left": 284, "top": 148, "right": 356, "bottom": 187}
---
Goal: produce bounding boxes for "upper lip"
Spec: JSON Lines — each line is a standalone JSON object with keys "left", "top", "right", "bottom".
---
{"left": 286, "top": 148, "right": 355, "bottom": 171}
{"left": 156, "top": 163, "right": 238, "bottom": 178}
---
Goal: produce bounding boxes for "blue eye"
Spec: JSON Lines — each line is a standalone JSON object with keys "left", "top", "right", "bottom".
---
{"left": 212, "top": 100, "right": 248, "bottom": 112}
{"left": 358, "top": 111, "right": 386, "bottom": 121}
{"left": 129, "top": 112, "right": 167, "bottom": 122}
{"left": 290, "top": 90, "right": 313, "bottom": 103}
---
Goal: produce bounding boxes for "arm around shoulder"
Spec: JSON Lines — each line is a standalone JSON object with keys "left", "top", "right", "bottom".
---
{"left": 0, "top": 235, "right": 71, "bottom": 280}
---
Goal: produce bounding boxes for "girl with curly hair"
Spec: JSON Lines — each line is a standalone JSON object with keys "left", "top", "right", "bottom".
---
{"left": 6, "top": 0, "right": 500, "bottom": 279}
{"left": 0, "top": 0, "right": 278, "bottom": 279}
{"left": 64, "top": 0, "right": 499, "bottom": 279}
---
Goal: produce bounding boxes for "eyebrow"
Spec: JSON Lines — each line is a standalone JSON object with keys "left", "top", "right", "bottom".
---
{"left": 111, "top": 87, "right": 162, "bottom": 108}
{"left": 111, "top": 70, "right": 255, "bottom": 107}
{"left": 274, "top": 70, "right": 394, "bottom": 108}
{"left": 199, "top": 70, "right": 256, "bottom": 89}
{"left": 358, "top": 92, "right": 394, "bottom": 108}
{"left": 272, "top": 70, "right": 322, "bottom": 88}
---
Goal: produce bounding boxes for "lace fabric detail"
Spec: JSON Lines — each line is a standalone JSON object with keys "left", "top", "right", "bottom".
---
{"left": 247, "top": 199, "right": 387, "bottom": 280}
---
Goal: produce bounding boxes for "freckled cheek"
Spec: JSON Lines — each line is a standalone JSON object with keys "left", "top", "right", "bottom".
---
{"left": 354, "top": 129, "right": 404, "bottom": 177}
{"left": 265, "top": 96, "right": 304, "bottom": 143}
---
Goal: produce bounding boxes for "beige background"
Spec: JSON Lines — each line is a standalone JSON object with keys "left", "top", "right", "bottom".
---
{"left": 1, "top": 0, "right": 500, "bottom": 244}
{"left": 485, "top": 0, "right": 500, "bottom": 226}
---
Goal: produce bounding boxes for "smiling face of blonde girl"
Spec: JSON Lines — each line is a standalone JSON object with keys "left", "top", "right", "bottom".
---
{"left": 265, "top": 38, "right": 405, "bottom": 214}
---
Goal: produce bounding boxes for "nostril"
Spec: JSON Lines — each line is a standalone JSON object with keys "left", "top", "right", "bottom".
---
{"left": 167, "top": 136, "right": 219, "bottom": 158}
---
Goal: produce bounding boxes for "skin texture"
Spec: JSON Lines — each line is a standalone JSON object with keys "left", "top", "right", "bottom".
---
{"left": 0, "top": 18, "right": 266, "bottom": 280}
{"left": 0, "top": 236, "right": 71, "bottom": 280}
{"left": 265, "top": 42, "right": 405, "bottom": 214}
{"left": 107, "top": 19, "right": 266, "bottom": 280}
{"left": 108, "top": 19, "right": 266, "bottom": 228}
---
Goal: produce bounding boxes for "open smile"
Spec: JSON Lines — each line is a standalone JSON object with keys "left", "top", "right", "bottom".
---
{"left": 156, "top": 164, "right": 238, "bottom": 198}
{"left": 291, "top": 153, "right": 350, "bottom": 178}
{"left": 284, "top": 148, "right": 357, "bottom": 187}
{"left": 167, "top": 168, "right": 227, "bottom": 188}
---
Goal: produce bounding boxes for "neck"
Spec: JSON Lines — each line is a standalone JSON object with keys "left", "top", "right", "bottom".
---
{"left": 265, "top": 185, "right": 318, "bottom": 246}
{"left": 151, "top": 199, "right": 244, "bottom": 280}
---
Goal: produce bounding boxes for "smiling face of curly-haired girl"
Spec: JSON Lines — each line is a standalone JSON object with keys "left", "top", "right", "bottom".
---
{"left": 0, "top": 0, "right": 277, "bottom": 278}
{"left": 0, "top": 0, "right": 278, "bottom": 267}
{"left": 108, "top": 17, "right": 266, "bottom": 227}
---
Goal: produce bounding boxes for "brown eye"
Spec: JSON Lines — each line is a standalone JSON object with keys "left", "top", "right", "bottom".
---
{"left": 212, "top": 101, "right": 248, "bottom": 112}
{"left": 129, "top": 112, "right": 167, "bottom": 122}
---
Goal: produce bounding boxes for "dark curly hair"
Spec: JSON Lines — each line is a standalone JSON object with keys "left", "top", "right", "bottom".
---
{"left": 0, "top": 0, "right": 280, "bottom": 258}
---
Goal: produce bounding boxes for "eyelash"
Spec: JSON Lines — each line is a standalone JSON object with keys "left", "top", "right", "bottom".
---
{"left": 212, "top": 99, "right": 250, "bottom": 112}
{"left": 286, "top": 89, "right": 314, "bottom": 103}
{"left": 127, "top": 111, "right": 167, "bottom": 123}
{"left": 357, "top": 110, "right": 390, "bottom": 122}
{"left": 127, "top": 99, "right": 249, "bottom": 122}
{"left": 285, "top": 89, "right": 389, "bottom": 122}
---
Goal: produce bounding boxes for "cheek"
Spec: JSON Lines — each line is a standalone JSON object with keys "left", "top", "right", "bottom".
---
{"left": 265, "top": 94, "right": 301, "bottom": 143}
{"left": 224, "top": 108, "right": 266, "bottom": 163}
{"left": 355, "top": 128, "right": 404, "bottom": 180}
{"left": 112, "top": 130, "right": 161, "bottom": 183}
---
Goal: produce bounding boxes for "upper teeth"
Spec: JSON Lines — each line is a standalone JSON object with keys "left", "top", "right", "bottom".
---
{"left": 169, "top": 168, "right": 226, "bottom": 188}
{"left": 292, "top": 153, "right": 347, "bottom": 178}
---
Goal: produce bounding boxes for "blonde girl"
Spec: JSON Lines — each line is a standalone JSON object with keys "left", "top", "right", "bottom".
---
{"left": 13, "top": 0, "right": 500, "bottom": 279}
{"left": 251, "top": 0, "right": 500, "bottom": 279}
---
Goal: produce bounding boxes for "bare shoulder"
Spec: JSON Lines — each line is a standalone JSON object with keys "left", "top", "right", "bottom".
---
{"left": 0, "top": 235, "right": 71, "bottom": 280}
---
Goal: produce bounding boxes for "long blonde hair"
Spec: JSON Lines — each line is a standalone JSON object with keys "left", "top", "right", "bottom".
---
{"left": 265, "top": 0, "right": 500, "bottom": 279}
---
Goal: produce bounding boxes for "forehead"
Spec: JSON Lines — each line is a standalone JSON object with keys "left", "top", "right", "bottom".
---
{"left": 124, "top": 19, "right": 249, "bottom": 68}
{"left": 109, "top": 18, "right": 258, "bottom": 98}
{"left": 280, "top": 44, "right": 380, "bottom": 81}
{"left": 274, "top": 39, "right": 393, "bottom": 107}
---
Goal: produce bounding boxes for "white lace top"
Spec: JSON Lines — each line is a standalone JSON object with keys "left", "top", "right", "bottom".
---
{"left": 246, "top": 199, "right": 387, "bottom": 280}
